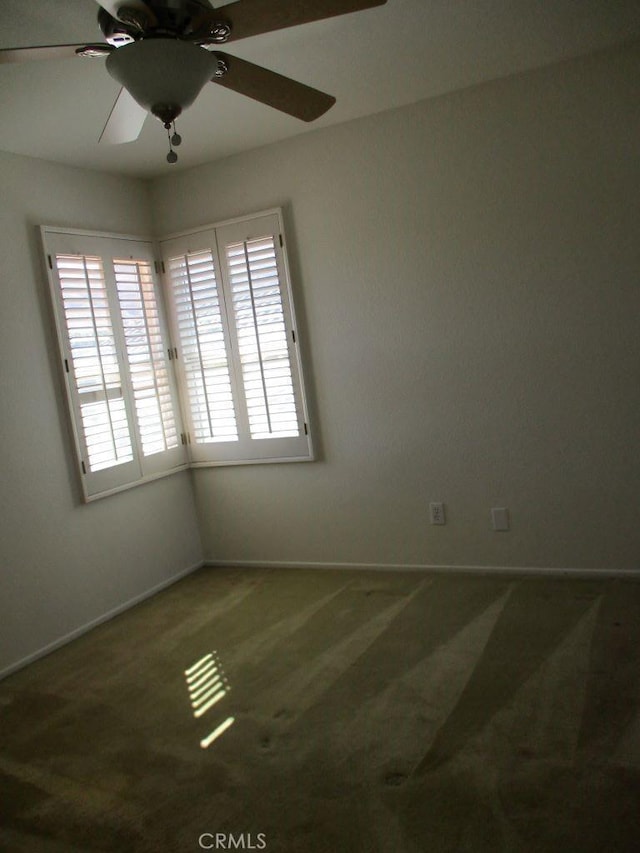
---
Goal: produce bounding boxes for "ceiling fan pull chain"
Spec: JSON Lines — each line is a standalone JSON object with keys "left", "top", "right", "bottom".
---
{"left": 171, "top": 122, "right": 182, "bottom": 148}
{"left": 166, "top": 122, "right": 178, "bottom": 164}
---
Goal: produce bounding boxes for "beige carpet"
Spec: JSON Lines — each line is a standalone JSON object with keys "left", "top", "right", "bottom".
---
{"left": 2, "top": 567, "right": 640, "bottom": 852}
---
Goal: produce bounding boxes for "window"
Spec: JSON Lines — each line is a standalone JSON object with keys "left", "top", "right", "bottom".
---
{"left": 160, "top": 210, "right": 313, "bottom": 465}
{"left": 42, "top": 228, "right": 186, "bottom": 500}
{"left": 42, "top": 210, "right": 313, "bottom": 499}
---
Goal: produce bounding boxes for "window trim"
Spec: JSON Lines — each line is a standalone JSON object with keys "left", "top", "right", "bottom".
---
{"left": 41, "top": 210, "right": 314, "bottom": 499}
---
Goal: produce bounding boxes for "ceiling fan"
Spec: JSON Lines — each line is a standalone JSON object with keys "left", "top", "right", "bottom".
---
{"left": 0, "top": 0, "right": 388, "bottom": 162}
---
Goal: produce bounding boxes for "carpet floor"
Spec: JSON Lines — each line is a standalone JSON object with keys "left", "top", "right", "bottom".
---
{"left": 1, "top": 567, "right": 640, "bottom": 852}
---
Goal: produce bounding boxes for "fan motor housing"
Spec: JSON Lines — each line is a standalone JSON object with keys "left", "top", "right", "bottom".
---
{"left": 99, "top": 0, "right": 219, "bottom": 45}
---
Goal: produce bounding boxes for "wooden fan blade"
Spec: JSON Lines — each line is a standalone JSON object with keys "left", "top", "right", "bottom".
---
{"left": 99, "top": 87, "right": 147, "bottom": 144}
{"left": 218, "top": 0, "right": 388, "bottom": 43}
{"left": 0, "top": 44, "right": 92, "bottom": 64}
{"left": 213, "top": 53, "right": 335, "bottom": 122}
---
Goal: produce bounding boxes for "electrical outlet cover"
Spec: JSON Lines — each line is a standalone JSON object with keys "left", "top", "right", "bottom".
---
{"left": 430, "top": 502, "right": 445, "bottom": 525}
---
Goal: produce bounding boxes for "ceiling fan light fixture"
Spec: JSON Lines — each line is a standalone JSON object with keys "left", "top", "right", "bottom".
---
{"left": 105, "top": 39, "right": 217, "bottom": 120}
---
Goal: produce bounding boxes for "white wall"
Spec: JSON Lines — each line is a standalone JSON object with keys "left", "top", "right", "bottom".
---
{"left": 5, "top": 42, "right": 635, "bottom": 682}
{"left": 151, "top": 42, "right": 640, "bottom": 572}
{"left": 0, "top": 152, "right": 202, "bottom": 676}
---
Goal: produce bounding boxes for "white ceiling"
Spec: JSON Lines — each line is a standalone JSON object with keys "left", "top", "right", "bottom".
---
{"left": 1, "top": 0, "right": 639, "bottom": 178}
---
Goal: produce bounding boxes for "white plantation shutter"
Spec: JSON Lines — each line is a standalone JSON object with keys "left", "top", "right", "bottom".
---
{"left": 225, "top": 236, "right": 299, "bottom": 439}
{"left": 161, "top": 210, "right": 313, "bottom": 465}
{"left": 114, "top": 259, "right": 179, "bottom": 460}
{"left": 167, "top": 249, "right": 238, "bottom": 444}
{"left": 56, "top": 253, "right": 134, "bottom": 474}
{"left": 42, "top": 228, "right": 186, "bottom": 499}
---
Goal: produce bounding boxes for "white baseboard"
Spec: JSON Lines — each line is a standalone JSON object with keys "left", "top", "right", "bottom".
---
{"left": 203, "top": 559, "right": 640, "bottom": 579}
{"left": 0, "top": 561, "right": 204, "bottom": 682}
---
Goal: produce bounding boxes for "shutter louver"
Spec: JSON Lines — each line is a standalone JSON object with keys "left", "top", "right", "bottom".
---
{"left": 56, "top": 254, "right": 133, "bottom": 472}
{"left": 226, "top": 237, "right": 299, "bottom": 439}
{"left": 168, "top": 251, "right": 238, "bottom": 443}
{"left": 114, "top": 259, "right": 179, "bottom": 456}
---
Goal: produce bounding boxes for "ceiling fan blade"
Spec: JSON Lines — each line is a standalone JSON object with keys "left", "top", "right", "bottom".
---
{"left": 213, "top": 53, "right": 335, "bottom": 122}
{"left": 99, "top": 86, "right": 147, "bottom": 144}
{"left": 211, "top": 0, "right": 388, "bottom": 43}
{"left": 0, "top": 44, "right": 93, "bottom": 64}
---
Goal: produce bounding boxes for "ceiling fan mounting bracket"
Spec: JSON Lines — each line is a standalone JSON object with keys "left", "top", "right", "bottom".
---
{"left": 201, "top": 22, "right": 231, "bottom": 43}
{"left": 75, "top": 44, "right": 115, "bottom": 58}
{"left": 213, "top": 55, "right": 228, "bottom": 78}
{"left": 98, "top": 8, "right": 137, "bottom": 46}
